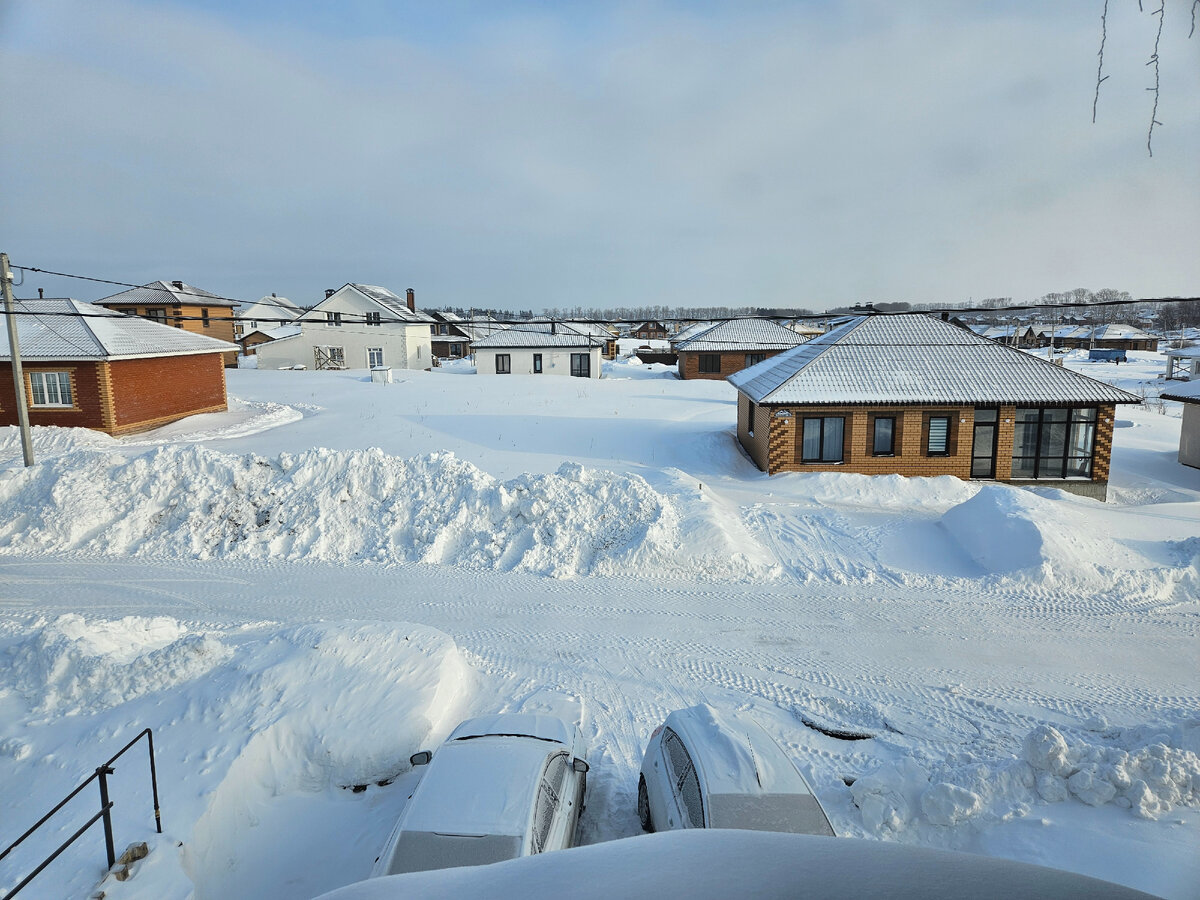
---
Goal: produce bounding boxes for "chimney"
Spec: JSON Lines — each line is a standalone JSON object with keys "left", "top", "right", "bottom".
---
{"left": 172, "top": 280, "right": 184, "bottom": 290}
{"left": 941, "top": 311, "right": 949, "bottom": 321}
{"left": 271, "top": 292, "right": 277, "bottom": 297}
{"left": 406, "top": 288, "right": 415, "bottom": 312}
{"left": 38, "top": 288, "right": 44, "bottom": 298}
{"left": 325, "top": 289, "right": 335, "bottom": 299}
{"left": 551, "top": 320, "right": 557, "bottom": 335}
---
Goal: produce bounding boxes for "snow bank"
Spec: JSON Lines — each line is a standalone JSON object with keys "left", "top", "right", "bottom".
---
{"left": 0, "top": 445, "right": 768, "bottom": 579}
{"left": 5, "top": 614, "right": 233, "bottom": 716}
{"left": 850, "top": 721, "right": 1200, "bottom": 841}
{"left": 0, "top": 424, "right": 116, "bottom": 462}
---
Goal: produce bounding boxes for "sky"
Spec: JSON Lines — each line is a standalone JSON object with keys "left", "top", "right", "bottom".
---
{"left": 1, "top": 0, "right": 1197, "bottom": 313}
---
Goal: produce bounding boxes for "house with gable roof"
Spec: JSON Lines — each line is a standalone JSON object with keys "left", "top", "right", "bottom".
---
{"left": 234, "top": 294, "right": 303, "bottom": 341}
{"left": 94, "top": 279, "right": 239, "bottom": 366}
{"left": 254, "top": 284, "right": 435, "bottom": 371}
{"left": 2, "top": 298, "right": 236, "bottom": 435}
{"left": 472, "top": 322, "right": 603, "bottom": 378}
{"left": 675, "top": 318, "right": 808, "bottom": 380}
{"left": 728, "top": 313, "right": 1141, "bottom": 500}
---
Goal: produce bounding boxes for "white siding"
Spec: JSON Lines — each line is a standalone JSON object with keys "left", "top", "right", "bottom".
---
{"left": 476, "top": 347, "right": 601, "bottom": 378}
{"left": 255, "top": 323, "right": 431, "bottom": 370}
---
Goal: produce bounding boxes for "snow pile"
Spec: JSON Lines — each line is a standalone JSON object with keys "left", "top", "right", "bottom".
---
{"left": 4, "top": 614, "right": 233, "bottom": 715}
{"left": 0, "top": 445, "right": 768, "bottom": 579}
{"left": 850, "top": 721, "right": 1200, "bottom": 840}
{"left": 0, "top": 424, "right": 116, "bottom": 462}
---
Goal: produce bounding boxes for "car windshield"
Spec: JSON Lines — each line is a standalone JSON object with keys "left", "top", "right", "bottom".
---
{"left": 382, "top": 832, "right": 523, "bottom": 875}
{"left": 707, "top": 793, "right": 835, "bottom": 836}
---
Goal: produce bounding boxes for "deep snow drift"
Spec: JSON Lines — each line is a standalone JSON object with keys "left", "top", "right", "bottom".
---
{"left": 0, "top": 350, "right": 1197, "bottom": 899}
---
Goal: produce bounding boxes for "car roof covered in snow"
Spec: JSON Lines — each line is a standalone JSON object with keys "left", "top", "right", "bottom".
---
{"left": 665, "top": 705, "right": 815, "bottom": 798}
{"left": 448, "top": 713, "right": 573, "bottom": 746}
{"left": 398, "top": 735, "right": 560, "bottom": 837}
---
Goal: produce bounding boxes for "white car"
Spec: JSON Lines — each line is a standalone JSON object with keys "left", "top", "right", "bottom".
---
{"left": 638, "top": 705, "right": 836, "bottom": 836}
{"left": 372, "top": 714, "right": 589, "bottom": 876}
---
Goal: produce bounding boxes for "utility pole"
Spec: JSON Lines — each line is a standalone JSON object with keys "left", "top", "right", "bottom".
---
{"left": 1, "top": 252, "right": 35, "bottom": 466}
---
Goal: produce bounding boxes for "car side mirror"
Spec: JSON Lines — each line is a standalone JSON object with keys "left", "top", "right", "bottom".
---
{"left": 410, "top": 750, "right": 432, "bottom": 767}
{"left": 572, "top": 758, "right": 589, "bottom": 774}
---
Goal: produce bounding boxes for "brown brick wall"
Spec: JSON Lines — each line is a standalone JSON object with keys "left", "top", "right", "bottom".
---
{"left": 678, "top": 349, "right": 787, "bottom": 380}
{"left": 752, "top": 401, "right": 1118, "bottom": 489}
{"left": 737, "top": 394, "right": 772, "bottom": 470}
{"left": 106, "top": 353, "right": 228, "bottom": 434}
{"left": 0, "top": 362, "right": 107, "bottom": 429}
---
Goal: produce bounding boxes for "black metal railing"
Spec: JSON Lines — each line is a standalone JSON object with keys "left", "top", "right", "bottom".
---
{"left": 0, "top": 728, "right": 162, "bottom": 898}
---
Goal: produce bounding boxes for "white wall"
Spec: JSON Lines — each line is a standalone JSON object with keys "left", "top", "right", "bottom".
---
{"left": 255, "top": 323, "right": 431, "bottom": 370}
{"left": 476, "top": 347, "right": 601, "bottom": 378}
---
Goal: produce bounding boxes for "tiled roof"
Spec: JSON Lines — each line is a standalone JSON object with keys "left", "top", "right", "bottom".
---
{"left": 729, "top": 314, "right": 1141, "bottom": 406}
{"left": 676, "top": 318, "right": 808, "bottom": 353}
{"left": 349, "top": 284, "right": 436, "bottom": 323}
{"left": 670, "top": 321, "right": 714, "bottom": 344}
{"left": 3, "top": 299, "right": 238, "bottom": 360}
{"left": 95, "top": 280, "right": 237, "bottom": 308}
{"left": 472, "top": 322, "right": 603, "bottom": 348}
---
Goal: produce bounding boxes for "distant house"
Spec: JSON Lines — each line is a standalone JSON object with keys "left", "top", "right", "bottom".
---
{"left": 1163, "top": 346, "right": 1200, "bottom": 381}
{"left": 728, "top": 314, "right": 1141, "bottom": 501}
{"left": 254, "top": 284, "right": 434, "bottom": 371}
{"left": 675, "top": 319, "right": 807, "bottom": 380}
{"left": 472, "top": 322, "right": 603, "bottom": 378}
{"left": 540, "top": 319, "right": 618, "bottom": 359}
{"left": 94, "top": 280, "right": 239, "bottom": 366}
{"left": 1160, "top": 380, "right": 1200, "bottom": 469}
{"left": 234, "top": 294, "right": 302, "bottom": 341}
{"left": 239, "top": 324, "right": 302, "bottom": 357}
{"left": 427, "top": 311, "right": 474, "bottom": 359}
{"left": 1042, "top": 324, "right": 1159, "bottom": 352}
{"left": 632, "top": 321, "right": 668, "bottom": 341}
{"left": 1, "top": 299, "right": 235, "bottom": 435}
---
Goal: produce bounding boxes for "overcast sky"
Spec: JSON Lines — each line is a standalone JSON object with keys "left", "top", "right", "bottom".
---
{"left": 2, "top": 0, "right": 1197, "bottom": 313}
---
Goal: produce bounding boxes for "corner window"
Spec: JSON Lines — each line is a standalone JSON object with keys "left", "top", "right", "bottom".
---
{"left": 29, "top": 371, "right": 73, "bottom": 407}
{"left": 801, "top": 416, "right": 844, "bottom": 463}
{"left": 570, "top": 353, "right": 590, "bottom": 377}
{"left": 1012, "top": 407, "right": 1097, "bottom": 479}
{"left": 927, "top": 416, "right": 951, "bottom": 455}
{"left": 533, "top": 353, "right": 543, "bottom": 374}
{"left": 698, "top": 354, "right": 721, "bottom": 374}
{"left": 495, "top": 353, "right": 511, "bottom": 374}
{"left": 873, "top": 416, "right": 895, "bottom": 455}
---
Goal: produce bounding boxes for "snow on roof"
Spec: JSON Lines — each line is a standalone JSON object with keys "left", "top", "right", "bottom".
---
{"left": 95, "top": 279, "right": 237, "bottom": 308}
{"left": 244, "top": 324, "right": 303, "bottom": 342}
{"left": 1163, "top": 346, "right": 1200, "bottom": 359}
{"left": 472, "top": 322, "right": 603, "bottom": 349}
{"left": 3, "top": 299, "right": 238, "bottom": 361}
{"left": 670, "top": 321, "right": 715, "bottom": 344}
{"left": 237, "top": 296, "right": 302, "bottom": 320}
{"left": 729, "top": 314, "right": 1142, "bottom": 406}
{"left": 399, "top": 736, "right": 554, "bottom": 836}
{"left": 1160, "top": 380, "right": 1200, "bottom": 403}
{"left": 676, "top": 319, "right": 808, "bottom": 353}
{"left": 348, "top": 284, "right": 436, "bottom": 323}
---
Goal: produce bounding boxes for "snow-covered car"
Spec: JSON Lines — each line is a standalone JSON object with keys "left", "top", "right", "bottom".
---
{"left": 371, "top": 714, "right": 589, "bottom": 876}
{"left": 638, "top": 705, "right": 836, "bottom": 836}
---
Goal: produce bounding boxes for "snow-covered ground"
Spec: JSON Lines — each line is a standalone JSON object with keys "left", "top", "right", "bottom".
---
{"left": 0, "top": 350, "right": 1197, "bottom": 899}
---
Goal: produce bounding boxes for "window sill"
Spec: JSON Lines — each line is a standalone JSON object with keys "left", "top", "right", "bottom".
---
{"left": 872, "top": 452, "right": 896, "bottom": 458}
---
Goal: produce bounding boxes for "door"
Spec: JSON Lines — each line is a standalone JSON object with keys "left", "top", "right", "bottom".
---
{"left": 971, "top": 408, "right": 997, "bottom": 478}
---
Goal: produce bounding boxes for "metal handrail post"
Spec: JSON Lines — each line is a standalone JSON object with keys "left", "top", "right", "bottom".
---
{"left": 146, "top": 729, "right": 163, "bottom": 833}
{"left": 95, "top": 766, "right": 116, "bottom": 869}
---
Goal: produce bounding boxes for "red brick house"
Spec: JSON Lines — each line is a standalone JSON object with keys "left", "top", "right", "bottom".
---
{"left": 631, "top": 321, "right": 668, "bottom": 341}
{"left": 729, "top": 314, "right": 1141, "bottom": 501}
{"left": 2, "top": 299, "right": 236, "bottom": 436}
{"left": 676, "top": 319, "right": 807, "bottom": 380}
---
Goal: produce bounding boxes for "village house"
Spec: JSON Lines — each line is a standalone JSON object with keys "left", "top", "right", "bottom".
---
{"left": 631, "top": 320, "right": 669, "bottom": 341}
{"left": 254, "top": 284, "right": 434, "bottom": 371}
{"left": 94, "top": 280, "right": 239, "bottom": 366}
{"left": 233, "top": 294, "right": 302, "bottom": 341}
{"left": 676, "top": 318, "right": 808, "bottom": 380}
{"left": 1, "top": 299, "right": 235, "bottom": 435}
{"left": 1160, "top": 380, "right": 1200, "bottom": 469}
{"left": 239, "top": 324, "right": 302, "bottom": 357}
{"left": 728, "top": 313, "right": 1141, "bottom": 500}
{"left": 1163, "top": 346, "right": 1200, "bottom": 381}
{"left": 472, "top": 322, "right": 603, "bottom": 378}
{"left": 427, "top": 311, "right": 474, "bottom": 360}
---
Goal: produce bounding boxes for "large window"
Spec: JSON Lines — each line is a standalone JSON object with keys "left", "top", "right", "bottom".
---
{"left": 146, "top": 309, "right": 167, "bottom": 324}
{"left": 29, "top": 371, "right": 72, "bottom": 407}
{"left": 1012, "top": 407, "right": 1097, "bottom": 479}
{"left": 495, "top": 353, "right": 511, "bottom": 374}
{"left": 801, "top": 416, "right": 844, "bottom": 463}
{"left": 367, "top": 347, "right": 384, "bottom": 368}
{"left": 698, "top": 354, "right": 721, "bottom": 374}
{"left": 927, "top": 416, "right": 951, "bottom": 455}
{"left": 872, "top": 416, "right": 895, "bottom": 455}
{"left": 570, "top": 353, "right": 590, "bottom": 377}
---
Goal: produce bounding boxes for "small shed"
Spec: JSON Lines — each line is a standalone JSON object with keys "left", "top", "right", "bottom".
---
{"left": 1160, "top": 380, "right": 1200, "bottom": 470}
{"left": 2, "top": 299, "right": 236, "bottom": 436}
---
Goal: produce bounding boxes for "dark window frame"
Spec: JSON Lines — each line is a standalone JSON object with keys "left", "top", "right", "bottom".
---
{"left": 1012, "top": 406, "right": 1098, "bottom": 480}
{"left": 744, "top": 352, "right": 767, "bottom": 367}
{"left": 926, "top": 415, "right": 952, "bottom": 456}
{"left": 801, "top": 416, "right": 845, "bottom": 463}
{"left": 872, "top": 416, "right": 896, "bottom": 456}
{"left": 570, "top": 353, "right": 590, "bottom": 377}
{"left": 698, "top": 353, "right": 721, "bottom": 374}
{"left": 533, "top": 353, "right": 543, "bottom": 374}
{"left": 495, "top": 353, "right": 512, "bottom": 374}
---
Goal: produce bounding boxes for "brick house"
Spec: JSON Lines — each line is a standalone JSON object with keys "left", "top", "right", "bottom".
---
{"left": 2, "top": 299, "right": 236, "bottom": 435}
{"left": 729, "top": 314, "right": 1141, "bottom": 501}
{"left": 676, "top": 319, "right": 808, "bottom": 381}
{"left": 632, "top": 321, "right": 668, "bottom": 341}
{"left": 94, "top": 280, "right": 239, "bottom": 366}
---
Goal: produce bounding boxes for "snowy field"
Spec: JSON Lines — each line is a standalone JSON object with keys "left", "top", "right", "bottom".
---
{"left": 0, "top": 350, "right": 1197, "bottom": 899}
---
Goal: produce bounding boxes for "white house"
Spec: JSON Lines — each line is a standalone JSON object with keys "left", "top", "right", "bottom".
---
{"left": 255, "top": 284, "right": 434, "bottom": 371}
{"left": 233, "top": 294, "right": 303, "bottom": 340}
{"left": 472, "top": 322, "right": 603, "bottom": 378}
